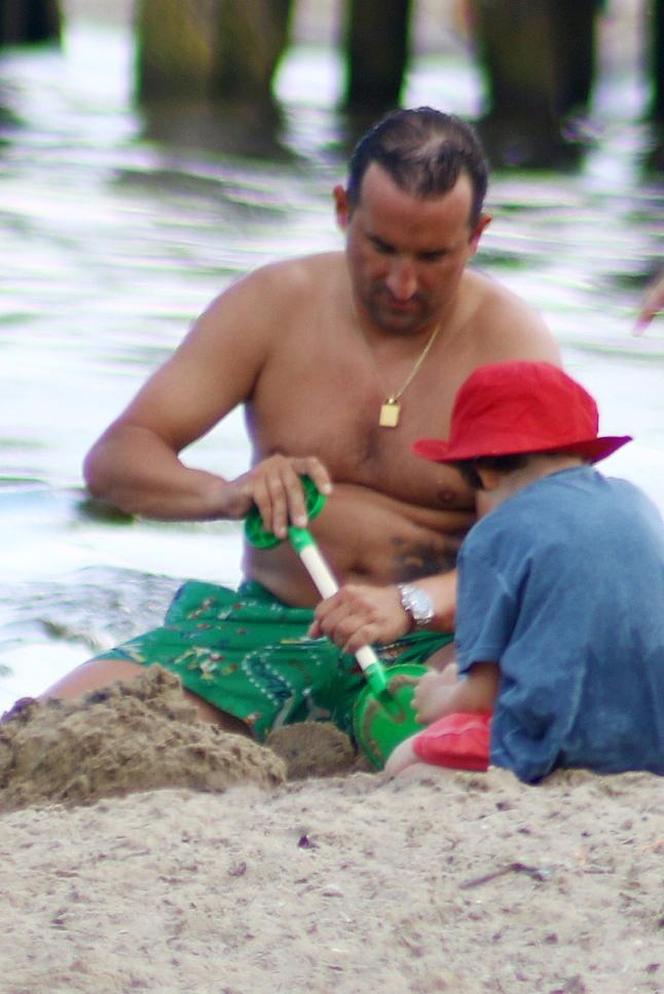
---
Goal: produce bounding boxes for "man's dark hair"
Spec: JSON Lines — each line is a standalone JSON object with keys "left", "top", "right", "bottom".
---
{"left": 346, "top": 106, "right": 489, "bottom": 227}
{"left": 452, "top": 454, "right": 529, "bottom": 491}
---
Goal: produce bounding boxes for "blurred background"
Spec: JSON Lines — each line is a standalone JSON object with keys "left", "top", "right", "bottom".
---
{"left": 1, "top": 0, "right": 663, "bottom": 707}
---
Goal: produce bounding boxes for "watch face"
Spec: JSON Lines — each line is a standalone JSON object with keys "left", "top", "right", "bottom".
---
{"left": 412, "top": 591, "right": 434, "bottom": 622}
{"left": 400, "top": 584, "right": 434, "bottom": 624}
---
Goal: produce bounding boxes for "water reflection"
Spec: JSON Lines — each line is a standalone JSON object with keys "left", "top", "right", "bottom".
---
{"left": 140, "top": 99, "right": 299, "bottom": 162}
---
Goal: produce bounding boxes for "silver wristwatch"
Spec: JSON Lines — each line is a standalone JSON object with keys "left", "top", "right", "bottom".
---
{"left": 398, "top": 583, "right": 435, "bottom": 629}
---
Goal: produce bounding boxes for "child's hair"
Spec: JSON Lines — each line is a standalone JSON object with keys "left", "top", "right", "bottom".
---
{"left": 452, "top": 454, "right": 530, "bottom": 490}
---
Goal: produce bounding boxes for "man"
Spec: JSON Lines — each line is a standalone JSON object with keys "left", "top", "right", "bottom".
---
{"left": 46, "top": 107, "right": 560, "bottom": 738}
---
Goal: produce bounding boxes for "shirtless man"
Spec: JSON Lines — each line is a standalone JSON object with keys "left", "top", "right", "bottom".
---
{"left": 46, "top": 107, "right": 560, "bottom": 738}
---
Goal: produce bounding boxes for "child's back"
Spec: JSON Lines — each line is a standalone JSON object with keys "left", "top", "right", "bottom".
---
{"left": 456, "top": 464, "right": 664, "bottom": 781}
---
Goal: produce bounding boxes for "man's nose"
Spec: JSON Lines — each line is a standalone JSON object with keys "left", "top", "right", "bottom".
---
{"left": 385, "top": 258, "right": 417, "bottom": 300}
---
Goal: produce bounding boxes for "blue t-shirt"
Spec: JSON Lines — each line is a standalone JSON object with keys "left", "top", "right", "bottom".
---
{"left": 455, "top": 465, "right": 664, "bottom": 782}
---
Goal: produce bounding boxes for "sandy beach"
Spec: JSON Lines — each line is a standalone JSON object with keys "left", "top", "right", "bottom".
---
{"left": 1, "top": 669, "right": 663, "bottom": 994}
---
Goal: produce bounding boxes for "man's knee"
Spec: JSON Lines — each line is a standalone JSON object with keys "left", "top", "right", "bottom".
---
{"left": 42, "top": 656, "right": 250, "bottom": 735}
{"left": 42, "top": 656, "right": 145, "bottom": 701}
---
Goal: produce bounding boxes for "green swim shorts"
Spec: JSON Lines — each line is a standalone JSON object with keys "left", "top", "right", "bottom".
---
{"left": 95, "top": 579, "right": 453, "bottom": 741}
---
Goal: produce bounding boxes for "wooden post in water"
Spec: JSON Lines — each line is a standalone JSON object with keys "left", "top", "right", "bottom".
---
{"left": 0, "top": 0, "right": 61, "bottom": 45}
{"left": 214, "top": 0, "right": 293, "bottom": 104}
{"left": 136, "top": 0, "right": 216, "bottom": 100}
{"left": 469, "top": 0, "right": 599, "bottom": 167}
{"left": 341, "top": 0, "right": 413, "bottom": 114}
{"left": 645, "top": 0, "right": 664, "bottom": 170}
{"left": 135, "top": 0, "right": 293, "bottom": 107}
{"left": 651, "top": 0, "right": 664, "bottom": 123}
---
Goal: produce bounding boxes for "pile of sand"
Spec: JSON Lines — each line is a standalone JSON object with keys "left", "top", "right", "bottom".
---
{"left": 0, "top": 667, "right": 287, "bottom": 812}
{"left": 0, "top": 666, "right": 367, "bottom": 815}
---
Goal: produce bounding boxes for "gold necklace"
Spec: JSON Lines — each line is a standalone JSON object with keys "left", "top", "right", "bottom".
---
{"left": 378, "top": 322, "right": 442, "bottom": 427}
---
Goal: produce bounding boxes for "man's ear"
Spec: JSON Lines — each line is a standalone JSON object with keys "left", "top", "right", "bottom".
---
{"left": 469, "top": 213, "right": 492, "bottom": 253}
{"left": 333, "top": 184, "right": 350, "bottom": 230}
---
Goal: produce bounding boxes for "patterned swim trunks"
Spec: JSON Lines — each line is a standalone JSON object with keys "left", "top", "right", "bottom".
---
{"left": 95, "top": 579, "right": 453, "bottom": 741}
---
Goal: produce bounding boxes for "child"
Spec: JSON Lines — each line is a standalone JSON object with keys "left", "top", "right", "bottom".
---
{"left": 386, "top": 360, "right": 664, "bottom": 782}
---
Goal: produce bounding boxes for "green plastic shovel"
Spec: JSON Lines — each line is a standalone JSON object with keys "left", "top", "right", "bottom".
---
{"left": 244, "top": 476, "right": 426, "bottom": 767}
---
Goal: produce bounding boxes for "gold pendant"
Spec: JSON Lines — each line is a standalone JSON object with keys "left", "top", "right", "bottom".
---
{"left": 379, "top": 399, "right": 400, "bottom": 427}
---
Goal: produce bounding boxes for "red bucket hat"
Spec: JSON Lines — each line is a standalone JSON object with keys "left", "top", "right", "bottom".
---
{"left": 414, "top": 361, "right": 632, "bottom": 464}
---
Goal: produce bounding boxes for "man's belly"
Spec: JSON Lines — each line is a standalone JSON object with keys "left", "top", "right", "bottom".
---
{"left": 242, "top": 483, "right": 475, "bottom": 607}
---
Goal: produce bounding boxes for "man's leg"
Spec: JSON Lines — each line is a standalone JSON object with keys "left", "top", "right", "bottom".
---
{"left": 42, "top": 656, "right": 251, "bottom": 735}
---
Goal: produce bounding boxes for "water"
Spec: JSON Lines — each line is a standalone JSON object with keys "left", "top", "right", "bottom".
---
{"left": 1, "top": 10, "right": 663, "bottom": 708}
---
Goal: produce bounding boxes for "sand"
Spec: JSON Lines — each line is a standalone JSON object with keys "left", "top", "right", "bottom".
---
{"left": 1, "top": 670, "right": 663, "bottom": 994}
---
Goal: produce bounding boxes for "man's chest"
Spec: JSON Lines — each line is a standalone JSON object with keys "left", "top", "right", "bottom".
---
{"left": 249, "top": 380, "right": 468, "bottom": 509}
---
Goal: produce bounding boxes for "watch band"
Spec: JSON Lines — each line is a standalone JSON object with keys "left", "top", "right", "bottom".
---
{"left": 397, "top": 582, "right": 435, "bottom": 629}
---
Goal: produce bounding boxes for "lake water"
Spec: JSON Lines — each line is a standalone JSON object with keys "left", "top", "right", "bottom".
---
{"left": 1, "top": 11, "right": 663, "bottom": 709}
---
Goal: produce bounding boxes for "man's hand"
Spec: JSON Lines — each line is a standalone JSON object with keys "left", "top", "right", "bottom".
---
{"left": 222, "top": 454, "right": 332, "bottom": 537}
{"left": 309, "top": 583, "right": 410, "bottom": 653}
{"left": 311, "top": 572, "right": 458, "bottom": 653}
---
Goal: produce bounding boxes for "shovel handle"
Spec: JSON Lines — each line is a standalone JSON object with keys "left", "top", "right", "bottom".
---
{"left": 289, "top": 526, "right": 388, "bottom": 695}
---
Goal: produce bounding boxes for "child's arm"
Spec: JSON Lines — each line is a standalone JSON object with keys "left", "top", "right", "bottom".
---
{"left": 414, "top": 662, "right": 500, "bottom": 724}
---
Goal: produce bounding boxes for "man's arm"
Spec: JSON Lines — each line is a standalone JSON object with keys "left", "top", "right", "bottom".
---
{"left": 84, "top": 264, "right": 331, "bottom": 537}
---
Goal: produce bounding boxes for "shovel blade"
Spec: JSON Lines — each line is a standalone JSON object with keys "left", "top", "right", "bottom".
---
{"left": 352, "top": 662, "right": 428, "bottom": 769}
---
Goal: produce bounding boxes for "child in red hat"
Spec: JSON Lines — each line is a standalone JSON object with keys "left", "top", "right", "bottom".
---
{"left": 386, "top": 360, "right": 664, "bottom": 782}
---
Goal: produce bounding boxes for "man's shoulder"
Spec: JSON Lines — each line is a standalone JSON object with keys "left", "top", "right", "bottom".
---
{"left": 247, "top": 251, "right": 345, "bottom": 292}
{"left": 201, "top": 251, "right": 346, "bottom": 332}
{"left": 462, "top": 269, "right": 560, "bottom": 362}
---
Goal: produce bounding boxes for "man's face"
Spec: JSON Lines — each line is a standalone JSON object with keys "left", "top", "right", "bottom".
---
{"left": 335, "top": 163, "right": 489, "bottom": 334}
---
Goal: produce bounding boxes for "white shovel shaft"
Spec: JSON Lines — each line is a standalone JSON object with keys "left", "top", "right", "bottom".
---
{"left": 297, "top": 543, "right": 381, "bottom": 672}
{"left": 298, "top": 543, "right": 338, "bottom": 599}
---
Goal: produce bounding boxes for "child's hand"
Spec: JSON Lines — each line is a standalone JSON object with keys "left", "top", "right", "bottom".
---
{"left": 413, "top": 669, "right": 458, "bottom": 724}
